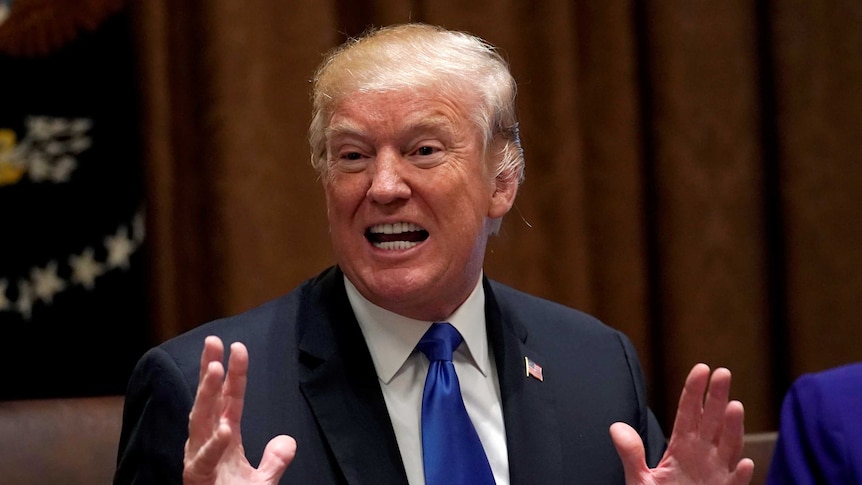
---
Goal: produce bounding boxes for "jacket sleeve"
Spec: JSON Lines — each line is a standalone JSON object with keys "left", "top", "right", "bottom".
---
{"left": 765, "top": 368, "right": 860, "bottom": 485}
{"left": 114, "top": 347, "right": 196, "bottom": 485}
{"left": 618, "top": 333, "right": 667, "bottom": 467}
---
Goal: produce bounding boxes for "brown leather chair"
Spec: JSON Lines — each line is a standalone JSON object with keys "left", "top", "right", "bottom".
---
{"left": 0, "top": 395, "right": 124, "bottom": 485}
{"left": 744, "top": 431, "right": 779, "bottom": 485}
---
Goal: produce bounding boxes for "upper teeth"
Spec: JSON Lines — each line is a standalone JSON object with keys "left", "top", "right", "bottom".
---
{"left": 369, "top": 222, "right": 423, "bottom": 234}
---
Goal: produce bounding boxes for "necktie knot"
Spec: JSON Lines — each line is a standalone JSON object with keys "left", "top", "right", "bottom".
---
{"left": 417, "top": 322, "right": 462, "bottom": 362}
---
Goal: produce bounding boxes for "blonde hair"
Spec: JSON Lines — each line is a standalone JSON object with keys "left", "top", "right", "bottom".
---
{"left": 308, "top": 23, "right": 525, "bottom": 189}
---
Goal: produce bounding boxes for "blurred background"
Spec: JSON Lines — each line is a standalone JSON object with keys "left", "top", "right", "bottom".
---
{"left": 0, "top": 0, "right": 859, "bottom": 434}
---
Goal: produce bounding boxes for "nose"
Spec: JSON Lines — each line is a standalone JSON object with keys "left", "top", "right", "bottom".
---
{"left": 366, "top": 149, "right": 410, "bottom": 203}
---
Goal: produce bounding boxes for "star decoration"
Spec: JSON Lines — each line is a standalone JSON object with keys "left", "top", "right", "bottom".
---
{"left": 49, "top": 118, "right": 68, "bottom": 135}
{"left": 1, "top": 206, "right": 145, "bottom": 319}
{"left": 105, "top": 226, "right": 134, "bottom": 269}
{"left": 27, "top": 116, "right": 54, "bottom": 140}
{"left": 69, "top": 135, "right": 92, "bottom": 153}
{"left": 16, "top": 280, "right": 34, "bottom": 320}
{"left": 10, "top": 115, "right": 91, "bottom": 185}
{"left": 70, "top": 248, "right": 104, "bottom": 290}
{"left": 70, "top": 118, "right": 93, "bottom": 134}
{"left": 51, "top": 155, "right": 77, "bottom": 183}
{"left": 45, "top": 140, "right": 64, "bottom": 155}
{"left": 31, "top": 261, "right": 66, "bottom": 304}
{"left": 28, "top": 153, "right": 52, "bottom": 181}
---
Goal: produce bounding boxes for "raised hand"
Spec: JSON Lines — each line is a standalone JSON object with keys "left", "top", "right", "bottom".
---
{"left": 610, "top": 363, "right": 755, "bottom": 485}
{"left": 183, "top": 336, "right": 297, "bottom": 484}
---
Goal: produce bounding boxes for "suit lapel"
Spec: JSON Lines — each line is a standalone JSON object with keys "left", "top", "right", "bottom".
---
{"left": 295, "top": 270, "right": 564, "bottom": 484}
{"left": 297, "top": 267, "right": 409, "bottom": 485}
{"left": 485, "top": 279, "right": 563, "bottom": 485}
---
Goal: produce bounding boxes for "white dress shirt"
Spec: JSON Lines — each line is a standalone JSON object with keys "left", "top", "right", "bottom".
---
{"left": 345, "top": 275, "right": 509, "bottom": 485}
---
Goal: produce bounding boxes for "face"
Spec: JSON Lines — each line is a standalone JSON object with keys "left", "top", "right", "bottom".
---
{"left": 323, "top": 88, "right": 517, "bottom": 321}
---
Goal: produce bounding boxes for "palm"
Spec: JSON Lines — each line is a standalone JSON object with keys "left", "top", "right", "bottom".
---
{"left": 610, "top": 364, "right": 754, "bottom": 485}
{"left": 183, "top": 336, "right": 296, "bottom": 485}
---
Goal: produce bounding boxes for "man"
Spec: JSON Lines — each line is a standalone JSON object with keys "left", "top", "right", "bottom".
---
{"left": 765, "top": 361, "right": 862, "bottom": 484}
{"left": 115, "top": 23, "right": 754, "bottom": 484}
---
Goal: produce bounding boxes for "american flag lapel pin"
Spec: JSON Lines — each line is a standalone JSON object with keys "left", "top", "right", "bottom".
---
{"left": 525, "top": 356, "right": 543, "bottom": 382}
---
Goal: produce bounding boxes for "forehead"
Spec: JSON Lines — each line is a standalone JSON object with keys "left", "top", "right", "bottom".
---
{"left": 326, "top": 88, "right": 479, "bottom": 139}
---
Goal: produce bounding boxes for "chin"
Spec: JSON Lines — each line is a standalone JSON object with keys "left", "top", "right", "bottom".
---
{"left": 361, "top": 269, "right": 431, "bottom": 299}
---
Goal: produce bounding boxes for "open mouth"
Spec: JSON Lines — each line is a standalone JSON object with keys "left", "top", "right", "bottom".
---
{"left": 365, "top": 222, "right": 429, "bottom": 250}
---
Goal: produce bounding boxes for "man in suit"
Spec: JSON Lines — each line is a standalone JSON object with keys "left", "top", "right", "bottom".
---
{"left": 115, "top": 23, "right": 754, "bottom": 484}
{"left": 766, "top": 361, "right": 862, "bottom": 484}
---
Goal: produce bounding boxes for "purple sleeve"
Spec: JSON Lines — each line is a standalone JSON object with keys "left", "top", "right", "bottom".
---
{"left": 765, "top": 362, "right": 862, "bottom": 485}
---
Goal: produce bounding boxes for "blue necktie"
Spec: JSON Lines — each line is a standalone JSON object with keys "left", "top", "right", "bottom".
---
{"left": 416, "top": 322, "right": 495, "bottom": 485}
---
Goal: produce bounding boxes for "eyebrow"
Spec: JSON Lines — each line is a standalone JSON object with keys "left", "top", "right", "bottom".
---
{"left": 325, "top": 120, "right": 364, "bottom": 141}
{"left": 326, "top": 115, "right": 456, "bottom": 143}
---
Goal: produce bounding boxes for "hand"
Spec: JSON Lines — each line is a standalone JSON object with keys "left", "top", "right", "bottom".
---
{"left": 183, "top": 336, "right": 297, "bottom": 484}
{"left": 610, "top": 363, "right": 755, "bottom": 484}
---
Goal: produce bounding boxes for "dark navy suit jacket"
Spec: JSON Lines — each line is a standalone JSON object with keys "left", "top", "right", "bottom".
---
{"left": 115, "top": 266, "right": 667, "bottom": 484}
{"left": 766, "top": 362, "right": 862, "bottom": 485}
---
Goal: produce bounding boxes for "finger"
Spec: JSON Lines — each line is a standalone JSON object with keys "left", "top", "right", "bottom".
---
{"left": 700, "top": 367, "right": 732, "bottom": 443}
{"left": 222, "top": 342, "right": 250, "bottom": 427}
{"left": 258, "top": 435, "right": 298, "bottom": 481}
{"left": 609, "top": 422, "right": 649, "bottom": 482}
{"left": 717, "top": 400, "right": 746, "bottom": 467}
{"left": 198, "top": 336, "right": 224, "bottom": 384}
{"left": 188, "top": 360, "right": 226, "bottom": 450}
{"left": 730, "top": 457, "right": 755, "bottom": 485}
{"left": 183, "top": 420, "right": 233, "bottom": 483}
{"left": 670, "top": 363, "right": 711, "bottom": 438}
{"left": 189, "top": 336, "right": 226, "bottom": 446}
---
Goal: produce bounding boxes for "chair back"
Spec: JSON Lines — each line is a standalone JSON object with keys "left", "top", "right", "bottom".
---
{"left": 744, "top": 431, "right": 779, "bottom": 485}
{"left": 0, "top": 395, "right": 124, "bottom": 485}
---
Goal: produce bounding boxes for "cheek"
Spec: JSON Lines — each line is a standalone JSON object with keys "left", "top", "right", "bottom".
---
{"left": 324, "top": 177, "right": 366, "bottom": 221}
{"left": 460, "top": 169, "right": 498, "bottom": 210}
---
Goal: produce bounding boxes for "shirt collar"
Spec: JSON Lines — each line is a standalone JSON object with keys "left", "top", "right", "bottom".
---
{"left": 345, "top": 274, "right": 489, "bottom": 384}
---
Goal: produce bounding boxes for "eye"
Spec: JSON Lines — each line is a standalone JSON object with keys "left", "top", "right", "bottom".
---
{"left": 331, "top": 148, "right": 370, "bottom": 173}
{"left": 416, "top": 146, "right": 436, "bottom": 156}
{"left": 407, "top": 142, "right": 445, "bottom": 169}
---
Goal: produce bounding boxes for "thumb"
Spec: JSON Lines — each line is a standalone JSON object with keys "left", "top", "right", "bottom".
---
{"left": 258, "top": 435, "right": 297, "bottom": 482}
{"left": 609, "top": 422, "right": 649, "bottom": 482}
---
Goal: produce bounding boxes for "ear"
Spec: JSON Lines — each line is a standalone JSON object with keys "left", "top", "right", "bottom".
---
{"left": 488, "top": 171, "right": 519, "bottom": 219}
